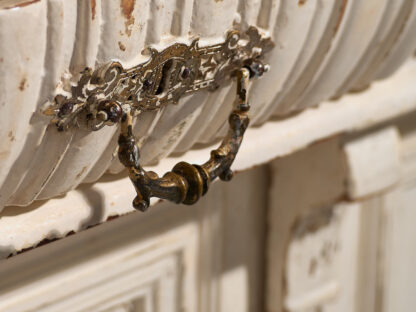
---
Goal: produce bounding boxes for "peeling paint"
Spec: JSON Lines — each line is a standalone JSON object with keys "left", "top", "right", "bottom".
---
{"left": 6, "top": 231, "right": 76, "bottom": 259}
{"left": 124, "top": 17, "right": 135, "bottom": 37}
{"left": 118, "top": 41, "right": 126, "bottom": 51}
{"left": 121, "top": 0, "right": 135, "bottom": 36}
{"left": 19, "top": 77, "right": 26, "bottom": 91}
{"left": 5, "top": 213, "right": 123, "bottom": 259}
{"left": 121, "top": 0, "right": 135, "bottom": 19}
{"left": 90, "top": 0, "right": 96, "bottom": 20}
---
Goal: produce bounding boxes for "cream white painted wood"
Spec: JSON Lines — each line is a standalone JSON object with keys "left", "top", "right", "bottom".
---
{"left": 1, "top": 2, "right": 416, "bottom": 311}
{"left": 1, "top": 107, "right": 416, "bottom": 311}
{"left": 370, "top": 123, "right": 416, "bottom": 312}
{"left": 0, "top": 166, "right": 267, "bottom": 312}
{"left": 0, "top": 1, "right": 415, "bottom": 208}
{"left": 293, "top": 0, "right": 389, "bottom": 112}
{"left": 284, "top": 202, "right": 361, "bottom": 312}
{"left": 0, "top": 211, "right": 198, "bottom": 312}
{"left": 265, "top": 108, "right": 416, "bottom": 312}
{"left": 2, "top": 59, "right": 416, "bottom": 256}
{"left": 266, "top": 137, "right": 347, "bottom": 312}
{"left": 253, "top": 0, "right": 342, "bottom": 124}
{"left": 344, "top": 127, "right": 401, "bottom": 199}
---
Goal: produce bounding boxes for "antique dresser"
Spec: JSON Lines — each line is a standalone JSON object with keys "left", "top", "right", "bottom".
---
{"left": 0, "top": 0, "right": 416, "bottom": 311}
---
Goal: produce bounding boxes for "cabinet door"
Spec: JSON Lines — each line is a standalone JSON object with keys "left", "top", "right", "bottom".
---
{"left": 266, "top": 119, "right": 416, "bottom": 312}
{"left": 0, "top": 167, "right": 268, "bottom": 312}
{"left": 266, "top": 137, "right": 357, "bottom": 312}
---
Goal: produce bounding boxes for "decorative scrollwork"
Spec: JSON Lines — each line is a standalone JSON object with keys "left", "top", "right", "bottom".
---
{"left": 44, "top": 26, "right": 273, "bottom": 131}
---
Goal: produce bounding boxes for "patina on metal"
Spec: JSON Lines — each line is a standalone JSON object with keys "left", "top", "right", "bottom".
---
{"left": 118, "top": 68, "right": 254, "bottom": 211}
{"left": 45, "top": 26, "right": 273, "bottom": 210}
{"left": 45, "top": 26, "right": 273, "bottom": 131}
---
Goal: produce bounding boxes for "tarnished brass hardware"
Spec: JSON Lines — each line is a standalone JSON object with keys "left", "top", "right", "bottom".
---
{"left": 45, "top": 26, "right": 273, "bottom": 131}
{"left": 118, "top": 67, "right": 255, "bottom": 211}
{"left": 43, "top": 26, "right": 273, "bottom": 209}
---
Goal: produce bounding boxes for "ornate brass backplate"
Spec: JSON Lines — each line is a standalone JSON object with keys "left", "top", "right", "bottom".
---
{"left": 45, "top": 26, "right": 273, "bottom": 210}
{"left": 45, "top": 26, "right": 273, "bottom": 131}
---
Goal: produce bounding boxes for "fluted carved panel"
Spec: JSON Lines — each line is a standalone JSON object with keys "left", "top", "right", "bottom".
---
{"left": 0, "top": 0, "right": 415, "bottom": 209}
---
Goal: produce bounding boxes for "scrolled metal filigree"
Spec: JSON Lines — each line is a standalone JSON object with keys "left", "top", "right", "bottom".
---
{"left": 118, "top": 68, "right": 253, "bottom": 211}
{"left": 45, "top": 26, "right": 273, "bottom": 131}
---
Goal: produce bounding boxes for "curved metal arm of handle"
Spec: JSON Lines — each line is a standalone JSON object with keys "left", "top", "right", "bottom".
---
{"left": 118, "top": 68, "right": 251, "bottom": 211}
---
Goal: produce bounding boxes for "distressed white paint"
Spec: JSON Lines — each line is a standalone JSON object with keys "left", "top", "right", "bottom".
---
{"left": 265, "top": 137, "right": 346, "bottom": 312}
{"left": 373, "top": 125, "right": 416, "bottom": 312}
{"left": 0, "top": 1, "right": 47, "bottom": 207}
{"left": 0, "top": 166, "right": 267, "bottom": 312}
{"left": 284, "top": 203, "right": 361, "bottom": 312}
{"left": 0, "top": 0, "right": 415, "bottom": 207}
{"left": 344, "top": 127, "right": 402, "bottom": 199}
{"left": 2, "top": 58, "right": 416, "bottom": 255}
{"left": 266, "top": 102, "right": 416, "bottom": 312}
{"left": 0, "top": 3, "right": 416, "bottom": 311}
{"left": 253, "top": 0, "right": 342, "bottom": 124}
{"left": 265, "top": 119, "right": 416, "bottom": 312}
{"left": 0, "top": 213, "right": 198, "bottom": 312}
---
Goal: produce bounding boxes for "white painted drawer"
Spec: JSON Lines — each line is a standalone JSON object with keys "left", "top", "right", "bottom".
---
{"left": 0, "top": 0, "right": 415, "bottom": 210}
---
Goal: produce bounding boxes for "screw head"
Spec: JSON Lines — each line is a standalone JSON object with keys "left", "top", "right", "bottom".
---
{"left": 245, "top": 60, "right": 267, "bottom": 78}
{"left": 58, "top": 101, "right": 74, "bottom": 117}
{"left": 181, "top": 67, "right": 191, "bottom": 79}
{"left": 108, "top": 103, "right": 122, "bottom": 123}
{"left": 97, "top": 101, "right": 122, "bottom": 124}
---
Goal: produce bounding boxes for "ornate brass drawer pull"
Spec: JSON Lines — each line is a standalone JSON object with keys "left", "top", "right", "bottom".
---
{"left": 44, "top": 26, "right": 273, "bottom": 210}
{"left": 119, "top": 67, "right": 258, "bottom": 211}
